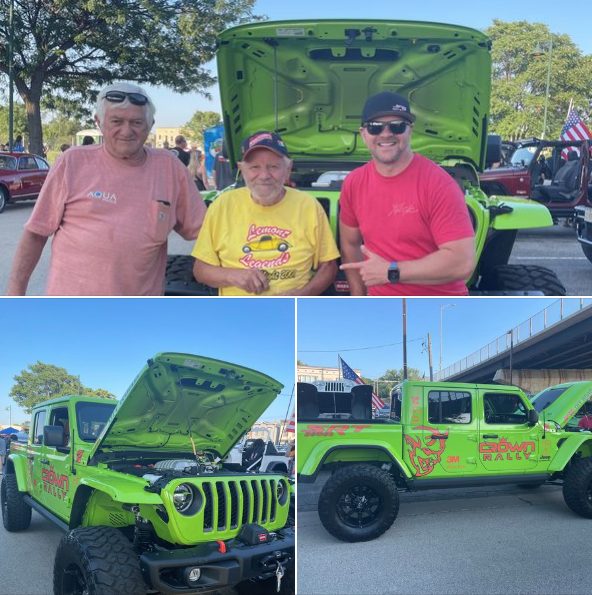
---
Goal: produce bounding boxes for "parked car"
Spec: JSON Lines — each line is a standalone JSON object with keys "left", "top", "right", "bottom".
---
{"left": 0, "top": 152, "right": 50, "bottom": 213}
{"left": 480, "top": 138, "right": 591, "bottom": 220}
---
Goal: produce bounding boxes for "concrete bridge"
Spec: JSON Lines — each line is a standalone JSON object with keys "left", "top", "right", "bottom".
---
{"left": 437, "top": 299, "right": 592, "bottom": 392}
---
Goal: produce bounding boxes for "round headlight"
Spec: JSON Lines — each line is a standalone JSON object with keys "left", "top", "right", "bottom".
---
{"left": 173, "top": 483, "right": 194, "bottom": 513}
{"left": 276, "top": 480, "right": 288, "bottom": 505}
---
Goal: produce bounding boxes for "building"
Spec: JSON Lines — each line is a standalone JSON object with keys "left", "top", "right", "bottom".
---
{"left": 155, "top": 127, "right": 184, "bottom": 148}
{"left": 297, "top": 364, "right": 362, "bottom": 383}
{"left": 247, "top": 421, "right": 293, "bottom": 445}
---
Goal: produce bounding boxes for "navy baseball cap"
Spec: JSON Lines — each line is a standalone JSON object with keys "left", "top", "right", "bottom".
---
{"left": 362, "top": 92, "right": 416, "bottom": 124}
{"left": 241, "top": 131, "right": 290, "bottom": 159}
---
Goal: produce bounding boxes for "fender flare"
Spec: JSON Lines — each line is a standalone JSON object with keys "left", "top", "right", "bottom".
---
{"left": 5, "top": 454, "right": 28, "bottom": 491}
{"left": 548, "top": 434, "right": 592, "bottom": 472}
{"left": 298, "top": 444, "right": 411, "bottom": 483}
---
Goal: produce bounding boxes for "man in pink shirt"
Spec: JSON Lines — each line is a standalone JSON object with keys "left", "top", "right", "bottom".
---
{"left": 7, "top": 83, "right": 206, "bottom": 296}
{"left": 339, "top": 92, "right": 475, "bottom": 296}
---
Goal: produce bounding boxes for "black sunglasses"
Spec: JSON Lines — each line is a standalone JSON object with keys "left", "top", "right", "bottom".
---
{"left": 364, "top": 120, "right": 410, "bottom": 136}
{"left": 104, "top": 91, "right": 149, "bottom": 106}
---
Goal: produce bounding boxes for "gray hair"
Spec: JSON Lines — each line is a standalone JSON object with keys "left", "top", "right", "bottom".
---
{"left": 95, "top": 82, "right": 156, "bottom": 127}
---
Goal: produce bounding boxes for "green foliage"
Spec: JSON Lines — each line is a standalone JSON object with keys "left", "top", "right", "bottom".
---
{"left": 10, "top": 362, "right": 115, "bottom": 413}
{"left": 84, "top": 388, "right": 116, "bottom": 400}
{"left": 0, "top": 0, "right": 260, "bottom": 153}
{"left": 0, "top": 103, "right": 28, "bottom": 144}
{"left": 487, "top": 20, "right": 592, "bottom": 140}
{"left": 372, "top": 368, "right": 424, "bottom": 401}
{"left": 181, "top": 110, "right": 222, "bottom": 146}
{"left": 42, "top": 116, "right": 81, "bottom": 151}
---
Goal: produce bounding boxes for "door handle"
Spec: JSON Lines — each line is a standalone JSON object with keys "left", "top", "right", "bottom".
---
{"left": 483, "top": 434, "right": 498, "bottom": 439}
{"left": 430, "top": 434, "right": 448, "bottom": 440}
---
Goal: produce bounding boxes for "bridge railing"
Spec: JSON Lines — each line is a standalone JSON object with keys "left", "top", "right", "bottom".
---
{"left": 436, "top": 299, "right": 592, "bottom": 380}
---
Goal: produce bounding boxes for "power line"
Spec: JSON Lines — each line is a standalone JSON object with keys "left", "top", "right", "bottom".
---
{"left": 298, "top": 337, "right": 424, "bottom": 354}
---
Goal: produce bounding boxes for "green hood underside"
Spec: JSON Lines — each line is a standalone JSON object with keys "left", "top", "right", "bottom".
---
{"left": 89, "top": 353, "right": 283, "bottom": 460}
{"left": 531, "top": 382, "right": 592, "bottom": 428}
{"left": 217, "top": 19, "right": 492, "bottom": 168}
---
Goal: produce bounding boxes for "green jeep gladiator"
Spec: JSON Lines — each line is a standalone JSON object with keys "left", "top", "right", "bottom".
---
{"left": 165, "top": 19, "right": 565, "bottom": 296}
{"left": 297, "top": 379, "right": 592, "bottom": 542}
{"left": 1, "top": 353, "right": 294, "bottom": 594}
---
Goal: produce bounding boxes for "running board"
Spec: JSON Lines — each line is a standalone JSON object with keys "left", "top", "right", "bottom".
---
{"left": 23, "top": 495, "right": 69, "bottom": 532}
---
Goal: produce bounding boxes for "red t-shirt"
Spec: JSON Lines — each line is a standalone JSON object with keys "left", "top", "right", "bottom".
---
{"left": 339, "top": 155, "right": 474, "bottom": 296}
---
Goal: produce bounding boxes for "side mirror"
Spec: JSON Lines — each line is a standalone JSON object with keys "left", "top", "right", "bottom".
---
{"left": 528, "top": 409, "right": 539, "bottom": 426}
{"left": 43, "top": 425, "right": 65, "bottom": 447}
{"left": 485, "top": 134, "right": 502, "bottom": 168}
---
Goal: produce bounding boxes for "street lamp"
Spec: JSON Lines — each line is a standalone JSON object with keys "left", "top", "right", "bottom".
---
{"left": 439, "top": 304, "right": 455, "bottom": 373}
{"left": 533, "top": 37, "right": 553, "bottom": 139}
{"left": 507, "top": 330, "right": 514, "bottom": 385}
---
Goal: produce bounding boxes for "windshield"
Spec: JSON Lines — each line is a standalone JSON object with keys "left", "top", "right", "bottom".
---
{"left": 510, "top": 147, "right": 537, "bottom": 167}
{"left": 531, "top": 386, "right": 570, "bottom": 412}
{"left": 75, "top": 401, "right": 117, "bottom": 442}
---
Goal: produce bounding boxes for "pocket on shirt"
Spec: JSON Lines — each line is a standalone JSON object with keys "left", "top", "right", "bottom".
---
{"left": 149, "top": 198, "right": 172, "bottom": 243}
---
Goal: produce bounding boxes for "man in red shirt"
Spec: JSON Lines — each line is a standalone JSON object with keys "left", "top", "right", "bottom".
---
{"left": 339, "top": 92, "right": 475, "bottom": 296}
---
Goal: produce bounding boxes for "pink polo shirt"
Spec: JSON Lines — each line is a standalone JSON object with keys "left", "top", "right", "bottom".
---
{"left": 25, "top": 145, "right": 205, "bottom": 295}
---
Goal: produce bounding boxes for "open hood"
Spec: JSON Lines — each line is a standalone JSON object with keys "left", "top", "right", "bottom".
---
{"left": 531, "top": 381, "right": 592, "bottom": 428}
{"left": 89, "top": 353, "right": 283, "bottom": 460}
{"left": 216, "top": 19, "right": 492, "bottom": 169}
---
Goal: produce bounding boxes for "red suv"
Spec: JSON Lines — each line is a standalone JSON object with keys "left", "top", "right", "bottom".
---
{"left": 0, "top": 152, "right": 50, "bottom": 213}
{"left": 480, "top": 139, "right": 591, "bottom": 220}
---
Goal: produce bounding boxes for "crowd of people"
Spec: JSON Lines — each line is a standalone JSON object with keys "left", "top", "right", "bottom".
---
{"left": 5, "top": 82, "right": 475, "bottom": 297}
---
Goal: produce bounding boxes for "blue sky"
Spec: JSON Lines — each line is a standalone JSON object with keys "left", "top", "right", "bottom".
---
{"left": 0, "top": 298, "right": 295, "bottom": 427}
{"left": 147, "top": 0, "right": 592, "bottom": 127}
{"left": 297, "top": 298, "right": 590, "bottom": 381}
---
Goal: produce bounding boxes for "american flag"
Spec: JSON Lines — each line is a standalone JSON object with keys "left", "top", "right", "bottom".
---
{"left": 339, "top": 356, "right": 385, "bottom": 410}
{"left": 560, "top": 108, "right": 592, "bottom": 159}
{"left": 285, "top": 408, "right": 295, "bottom": 433}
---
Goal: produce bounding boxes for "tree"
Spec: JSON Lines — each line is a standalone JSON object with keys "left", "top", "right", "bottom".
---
{"left": 42, "top": 115, "right": 82, "bottom": 151}
{"left": 0, "top": 103, "right": 27, "bottom": 144}
{"left": 486, "top": 20, "right": 592, "bottom": 140}
{"left": 181, "top": 110, "right": 221, "bottom": 146}
{"left": 0, "top": 0, "right": 259, "bottom": 154}
{"left": 10, "top": 362, "right": 115, "bottom": 413}
{"left": 369, "top": 367, "right": 424, "bottom": 401}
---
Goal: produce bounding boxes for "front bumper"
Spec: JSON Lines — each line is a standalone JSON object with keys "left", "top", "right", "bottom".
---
{"left": 140, "top": 527, "right": 295, "bottom": 594}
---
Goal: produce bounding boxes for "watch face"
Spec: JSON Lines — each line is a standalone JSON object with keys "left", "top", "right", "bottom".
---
{"left": 388, "top": 265, "right": 399, "bottom": 284}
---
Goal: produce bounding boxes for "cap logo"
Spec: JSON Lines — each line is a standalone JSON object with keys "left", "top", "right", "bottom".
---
{"left": 248, "top": 132, "right": 273, "bottom": 147}
{"left": 393, "top": 104, "right": 408, "bottom": 112}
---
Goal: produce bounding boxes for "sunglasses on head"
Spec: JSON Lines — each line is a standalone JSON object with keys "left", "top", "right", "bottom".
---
{"left": 364, "top": 120, "right": 410, "bottom": 136}
{"left": 104, "top": 91, "right": 149, "bottom": 106}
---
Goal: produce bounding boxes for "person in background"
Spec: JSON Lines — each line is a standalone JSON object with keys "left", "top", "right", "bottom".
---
{"left": 82, "top": 135, "right": 95, "bottom": 146}
{"left": 188, "top": 145, "right": 207, "bottom": 191}
{"left": 213, "top": 142, "right": 235, "bottom": 190}
{"left": 192, "top": 131, "right": 339, "bottom": 296}
{"left": 60, "top": 143, "right": 71, "bottom": 152}
{"left": 170, "top": 135, "right": 190, "bottom": 166}
{"left": 13, "top": 135, "right": 25, "bottom": 152}
{"left": 7, "top": 82, "right": 206, "bottom": 296}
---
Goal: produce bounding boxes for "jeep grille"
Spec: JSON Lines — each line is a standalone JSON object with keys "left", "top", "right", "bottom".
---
{"left": 201, "top": 478, "right": 279, "bottom": 532}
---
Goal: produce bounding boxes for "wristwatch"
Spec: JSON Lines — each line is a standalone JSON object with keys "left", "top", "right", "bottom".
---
{"left": 387, "top": 261, "right": 400, "bottom": 284}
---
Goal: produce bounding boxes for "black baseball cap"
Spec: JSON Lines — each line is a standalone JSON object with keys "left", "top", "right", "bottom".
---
{"left": 362, "top": 92, "right": 416, "bottom": 124}
{"left": 241, "top": 131, "right": 290, "bottom": 159}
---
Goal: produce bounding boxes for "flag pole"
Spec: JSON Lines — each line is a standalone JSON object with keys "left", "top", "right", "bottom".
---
{"left": 278, "top": 383, "right": 295, "bottom": 445}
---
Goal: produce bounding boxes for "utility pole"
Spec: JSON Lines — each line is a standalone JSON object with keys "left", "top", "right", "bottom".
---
{"left": 8, "top": 0, "right": 15, "bottom": 150}
{"left": 402, "top": 299, "right": 408, "bottom": 380}
{"left": 507, "top": 330, "right": 514, "bottom": 385}
{"left": 427, "top": 333, "right": 434, "bottom": 381}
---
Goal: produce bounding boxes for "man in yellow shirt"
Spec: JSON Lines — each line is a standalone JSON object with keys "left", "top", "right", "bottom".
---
{"left": 192, "top": 131, "right": 339, "bottom": 296}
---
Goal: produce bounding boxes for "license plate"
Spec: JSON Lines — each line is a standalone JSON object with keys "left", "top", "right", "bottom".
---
{"left": 585, "top": 207, "right": 592, "bottom": 223}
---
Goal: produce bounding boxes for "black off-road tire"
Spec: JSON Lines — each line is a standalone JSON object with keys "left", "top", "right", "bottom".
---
{"left": 0, "top": 187, "right": 8, "bottom": 213}
{"left": 580, "top": 242, "right": 592, "bottom": 265}
{"left": 562, "top": 458, "right": 592, "bottom": 518}
{"left": 318, "top": 464, "right": 399, "bottom": 542}
{"left": 479, "top": 264, "right": 566, "bottom": 296}
{"left": 164, "top": 254, "right": 217, "bottom": 296}
{"left": 1, "top": 473, "right": 32, "bottom": 531}
{"left": 53, "top": 526, "right": 145, "bottom": 595}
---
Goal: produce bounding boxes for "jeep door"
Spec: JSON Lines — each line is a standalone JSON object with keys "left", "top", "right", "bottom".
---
{"left": 41, "top": 406, "right": 73, "bottom": 521}
{"left": 408, "top": 387, "right": 479, "bottom": 478}
{"left": 28, "top": 408, "right": 48, "bottom": 503}
{"left": 478, "top": 390, "right": 539, "bottom": 472}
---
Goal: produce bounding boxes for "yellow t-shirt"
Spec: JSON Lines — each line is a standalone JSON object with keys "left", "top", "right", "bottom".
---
{"left": 192, "top": 186, "right": 340, "bottom": 296}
